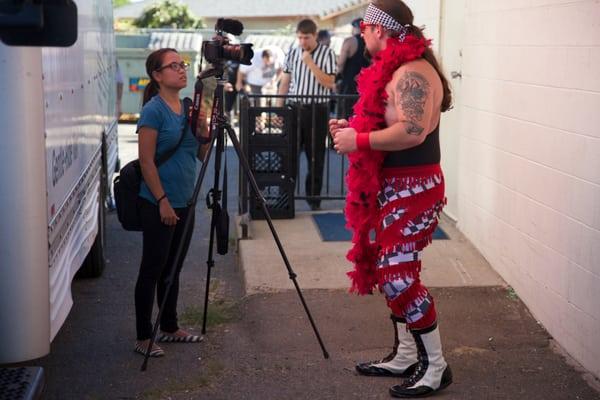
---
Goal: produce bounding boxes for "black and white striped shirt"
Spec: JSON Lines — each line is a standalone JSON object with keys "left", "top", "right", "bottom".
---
{"left": 283, "top": 44, "right": 337, "bottom": 104}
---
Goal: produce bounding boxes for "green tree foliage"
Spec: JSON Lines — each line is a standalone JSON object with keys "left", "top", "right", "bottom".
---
{"left": 134, "top": 0, "right": 204, "bottom": 29}
{"left": 113, "top": 0, "right": 130, "bottom": 8}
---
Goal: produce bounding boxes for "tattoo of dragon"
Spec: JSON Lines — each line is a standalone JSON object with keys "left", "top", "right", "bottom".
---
{"left": 395, "top": 71, "right": 430, "bottom": 136}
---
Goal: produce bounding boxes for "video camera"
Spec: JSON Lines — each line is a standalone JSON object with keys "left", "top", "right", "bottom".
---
{"left": 202, "top": 18, "right": 254, "bottom": 65}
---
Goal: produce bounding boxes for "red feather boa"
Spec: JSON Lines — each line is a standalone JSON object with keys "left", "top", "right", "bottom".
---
{"left": 345, "top": 35, "right": 429, "bottom": 295}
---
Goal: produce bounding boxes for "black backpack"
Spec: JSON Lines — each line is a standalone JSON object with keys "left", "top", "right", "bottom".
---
{"left": 114, "top": 101, "right": 190, "bottom": 231}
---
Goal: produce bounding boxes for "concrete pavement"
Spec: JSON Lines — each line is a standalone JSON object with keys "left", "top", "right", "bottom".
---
{"left": 238, "top": 212, "right": 504, "bottom": 294}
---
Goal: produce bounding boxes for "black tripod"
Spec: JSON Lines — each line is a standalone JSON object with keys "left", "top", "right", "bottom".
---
{"left": 141, "top": 65, "right": 329, "bottom": 371}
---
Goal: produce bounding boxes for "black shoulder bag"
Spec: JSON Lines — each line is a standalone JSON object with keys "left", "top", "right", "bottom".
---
{"left": 206, "top": 141, "right": 229, "bottom": 255}
{"left": 114, "top": 106, "right": 189, "bottom": 231}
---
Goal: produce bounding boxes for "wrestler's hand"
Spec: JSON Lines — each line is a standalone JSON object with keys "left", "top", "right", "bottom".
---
{"left": 328, "top": 118, "right": 349, "bottom": 139}
{"left": 333, "top": 127, "right": 357, "bottom": 154}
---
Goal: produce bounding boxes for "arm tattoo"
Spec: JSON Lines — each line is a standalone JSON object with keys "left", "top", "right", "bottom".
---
{"left": 395, "top": 71, "right": 430, "bottom": 136}
{"left": 406, "top": 122, "right": 424, "bottom": 136}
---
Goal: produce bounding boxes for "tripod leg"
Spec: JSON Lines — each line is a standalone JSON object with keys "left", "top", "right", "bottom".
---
{"left": 201, "top": 131, "right": 225, "bottom": 335}
{"left": 140, "top": 134, "right": 217, "bottom": 372}
{"left": 201, "top": 254, "right": 214, "bottom": 335}
{"left": 224, "top": 122, "right": 330, "bottom": 359}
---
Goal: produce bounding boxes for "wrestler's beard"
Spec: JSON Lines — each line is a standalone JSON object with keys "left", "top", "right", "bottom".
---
{"left": 363, "top": 48, "right": 372, "bottom": 61}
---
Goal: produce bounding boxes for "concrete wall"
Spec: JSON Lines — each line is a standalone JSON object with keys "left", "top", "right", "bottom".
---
{"left": 404, "top": 1, "right": 442, "bottom": 53}
{"left": 403, "top": 0, "right": 600, "bottom": 379}
{"left": 455, "top": 0, "right": 600, "bottom": 378}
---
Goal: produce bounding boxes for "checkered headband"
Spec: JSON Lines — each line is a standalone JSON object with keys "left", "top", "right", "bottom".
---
{"left": 364, "top": 3, "right": 410, "bottom": 39}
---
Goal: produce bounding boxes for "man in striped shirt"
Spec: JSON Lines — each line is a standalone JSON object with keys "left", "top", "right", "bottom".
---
{"left": 278, "top": 19, "right": 337, "bottom": 210}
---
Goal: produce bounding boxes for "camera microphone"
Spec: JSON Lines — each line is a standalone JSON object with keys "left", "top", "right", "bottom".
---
{"left": 215, "top": 18, "right": 244, "bottom": 36}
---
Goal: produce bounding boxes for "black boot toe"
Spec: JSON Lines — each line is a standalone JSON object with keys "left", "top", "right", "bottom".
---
{"left": 389, "top": 365, "right": 453, "bottom": 398}
{"left": 356, "top": 362, "right": 418, "bottom": 378}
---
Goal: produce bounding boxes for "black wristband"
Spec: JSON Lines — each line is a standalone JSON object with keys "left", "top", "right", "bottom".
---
{"left": 157, "top": 194, "right": 167, "bottom": 204}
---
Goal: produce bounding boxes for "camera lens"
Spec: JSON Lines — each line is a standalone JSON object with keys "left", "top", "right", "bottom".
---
{"left": 222, "top": 44, "right": 254, "bottom": 65}
{"left": 201, "top": 18, "right": 253, "bottom": 66}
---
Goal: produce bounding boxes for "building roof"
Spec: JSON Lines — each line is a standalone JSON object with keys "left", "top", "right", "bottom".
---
{"left": 116, "top": 30, "right": 203, "bottom": 51}
{"left": 114, "top": 0, "right": 368, "bottom": 20}
{"left": 244, "top": 35, "right": 296, "bottom": 53}
{"left": 148, "top": 31, "right": 203, "bottom": 51}
{"left": 244, "top": 34, "right": 345, "bottom": 55}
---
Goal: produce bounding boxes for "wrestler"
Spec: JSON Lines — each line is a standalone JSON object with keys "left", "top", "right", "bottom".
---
{"left": 330, "top": 0, "right": 453, "bottom": 397}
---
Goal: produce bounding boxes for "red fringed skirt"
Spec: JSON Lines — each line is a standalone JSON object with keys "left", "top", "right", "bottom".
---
{"left": 375, "top": 164, "right": 446, "bottom": 320}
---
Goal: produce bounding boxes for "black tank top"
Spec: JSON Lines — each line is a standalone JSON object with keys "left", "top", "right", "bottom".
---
{"left": 341, "top": 35, "right": 369, "bottom": 94}
{"left": 383, "top": 124, "right": 441, "bottom": 167}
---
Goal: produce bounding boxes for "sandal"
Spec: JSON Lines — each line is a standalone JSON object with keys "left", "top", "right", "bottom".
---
{"left": 158, "top": 330, "right": 203, "bottom": 343}
{"left": 134, "top": 341, "right": 165, "bottom": 357}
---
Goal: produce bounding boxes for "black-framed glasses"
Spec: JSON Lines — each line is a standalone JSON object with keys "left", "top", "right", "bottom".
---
{"left": 156, "top": 61, "right": 189, "bottom": 72}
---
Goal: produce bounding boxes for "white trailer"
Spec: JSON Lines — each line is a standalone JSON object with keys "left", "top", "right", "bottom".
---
{"left": 0, "top": 0, "right": 118, "bottom": 363}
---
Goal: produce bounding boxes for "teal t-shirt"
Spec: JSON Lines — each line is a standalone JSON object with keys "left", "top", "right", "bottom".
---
{"left": 136, "top": 95, "right": 199, "bottom": 208}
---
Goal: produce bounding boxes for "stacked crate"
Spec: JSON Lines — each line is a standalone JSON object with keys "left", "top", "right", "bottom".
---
{"left": 243, "top": 104, "right": 297, "bottom": 219}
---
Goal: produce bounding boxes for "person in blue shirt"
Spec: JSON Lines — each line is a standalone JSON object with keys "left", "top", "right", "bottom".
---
{"left": 134, "top": 48, "right": 209, "bottom": 357}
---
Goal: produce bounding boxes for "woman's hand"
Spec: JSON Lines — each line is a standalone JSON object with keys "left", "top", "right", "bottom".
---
{"left": 333, "top": 127, "right": 358, "bottom": 154}
{"left": 328, "top": 118, "right": 349, "bottom": 140}
{"left": 159, "top": 198, "right": 179, "bottom": 226}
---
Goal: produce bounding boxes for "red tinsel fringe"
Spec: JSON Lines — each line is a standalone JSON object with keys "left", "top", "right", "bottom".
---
{"left": 387, "top": 286, "right": 429, "bottom": 317}
{"left": 380, "top": 235, "right": 436, "bottom": 255}
{"left": 376, "top": 260, "right": 422, "bottom": 285}
{"left": 344, "top": 35, "right": 430, "bottom": 296}
{"left": 378, "top": 223, "right": 437, "bottom": 254}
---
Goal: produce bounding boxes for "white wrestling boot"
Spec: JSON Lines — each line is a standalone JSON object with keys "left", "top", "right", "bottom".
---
{"left": 389, "top": 323, "right": 453, "bottom": 398}
{"left": 356, "top": 314, "right": 418, "bottom": 378}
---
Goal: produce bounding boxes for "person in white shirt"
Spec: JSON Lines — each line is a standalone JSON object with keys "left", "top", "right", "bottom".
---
{"left": 236, "top": 49, "right": 283, "bottom": 95}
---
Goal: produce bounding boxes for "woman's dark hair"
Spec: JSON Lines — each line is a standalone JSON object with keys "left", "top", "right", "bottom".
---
{"left": 142, "top": 48, "right": 178, "bottom": 105}
{"left": 373, "top": 0, "right": 452, "bottom": 112}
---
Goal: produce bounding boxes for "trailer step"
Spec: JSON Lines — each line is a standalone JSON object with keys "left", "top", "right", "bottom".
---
{"left": 0, "top": 367, "right": 44, "bottom": 400}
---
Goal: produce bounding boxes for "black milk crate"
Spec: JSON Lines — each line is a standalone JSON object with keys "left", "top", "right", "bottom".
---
{"left": 248, "top": 146, "right": 295, "bottom": 175}
{"left": 240, "top": 99, "right": 298, "bottom": 219}
{"left": 249, "top": 174, "right": 295, "bottom": 220}
{"left": 247, "top": 106, "right": 296, "bottom": 147}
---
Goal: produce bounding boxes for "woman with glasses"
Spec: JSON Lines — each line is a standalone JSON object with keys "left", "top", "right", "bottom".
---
{"left": 134, "top": 48, "right": 209, "bottom": 357}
